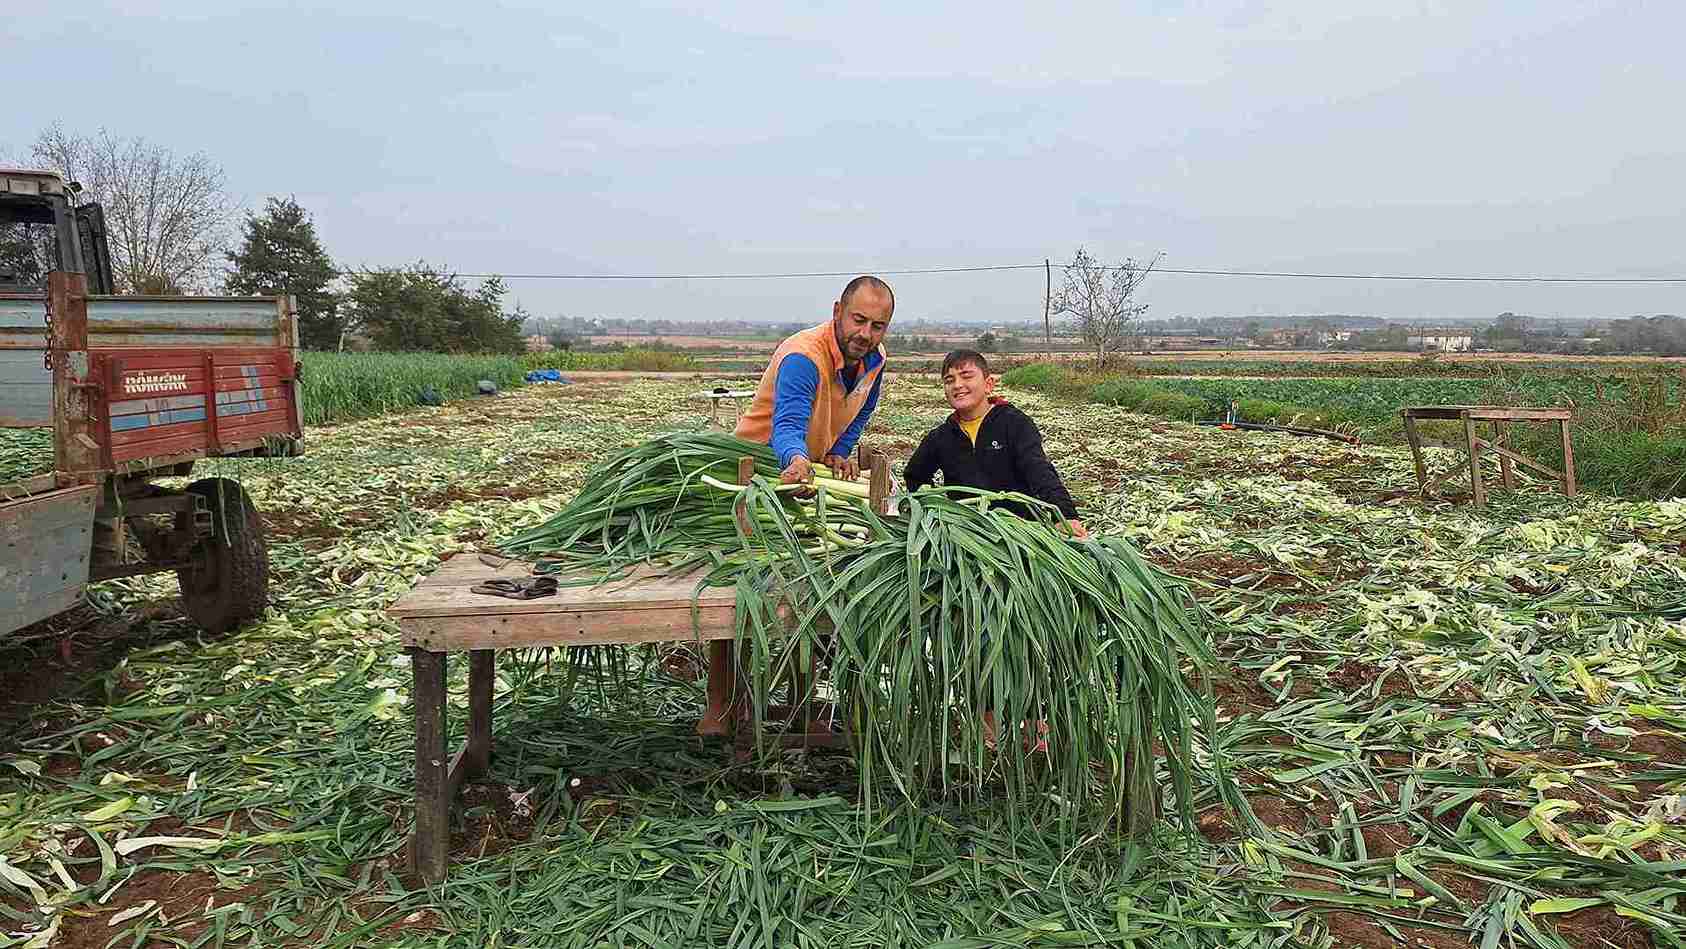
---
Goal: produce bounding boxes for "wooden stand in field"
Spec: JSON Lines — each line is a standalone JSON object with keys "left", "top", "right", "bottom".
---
{"left": 1401, "top": 405, "right": 1576, "bottom": 507}
{"left": 390, "top": 446, "right": 889, "bottom": 883}
{"left": 688, "top": 388, "right": 758, "bottom": 430}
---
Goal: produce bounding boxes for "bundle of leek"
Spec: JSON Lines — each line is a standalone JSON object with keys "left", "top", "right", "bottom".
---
{"left": 730, "top": 482, "right": 1243, "bottom": 835}
{"left": 496, "top": 431, "right": 875, "bottom": 576}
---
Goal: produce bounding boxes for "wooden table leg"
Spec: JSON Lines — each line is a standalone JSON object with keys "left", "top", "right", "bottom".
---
{"left": 1462, "top": 411, "right": 1486, "bottom": 507}
{"left": 466, "top": 650, "right": 494, "bottom": 778}
{"left": 698, "top": 640, "right": 735, "bottom": 736}
{"left": 411, "top": 647, "right": 449, "bottom": 884}
{"left": 1495, "top": 420, "right": 1515, "bottom": 490}
{"left": 1559, "top": 419, "right": 1577, "bottom": 497}
{"left": 1403, "top": 413, "right": 1429, "bottom": 496}
{"left": 790, "top": 642, "right": 812, "bottom": 736}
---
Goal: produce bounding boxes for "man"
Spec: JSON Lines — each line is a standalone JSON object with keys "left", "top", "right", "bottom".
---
{"left": 699, "top": 277, "right": 890, "bottom": 738}
{"left": 734, "top": 276, "right": 893, "bottom": 483}
{"left": 904, "top": 349, "right": 1088, "bottom": 538}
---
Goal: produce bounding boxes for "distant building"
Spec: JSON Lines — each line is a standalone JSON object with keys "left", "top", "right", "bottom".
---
{"left": 1406, "top": 333, "right": 1474, "bottom": 352}
{"left": 525, "top": 334, "right": 553, "bottom": 353}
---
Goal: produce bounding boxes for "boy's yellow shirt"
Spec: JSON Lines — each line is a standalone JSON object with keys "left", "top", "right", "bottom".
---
{"left": 958, "top": 405, "right": 991, "bottom": 445}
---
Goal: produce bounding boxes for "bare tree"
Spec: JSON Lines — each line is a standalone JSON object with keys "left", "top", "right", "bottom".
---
{"left": 31, "top": 125, "right": 234, "bottom": 293}
{"left": 1052, "top": 247, "right": 1161, "bottom": 367}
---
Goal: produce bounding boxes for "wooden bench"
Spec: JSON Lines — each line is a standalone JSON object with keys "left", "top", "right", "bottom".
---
{"left": 390, "top": 449, "right": 889, "bottom": 883}
{"left": 1401, "top": 405, "right": 1576, "bottom": 507}
{"left": 687, "top": 388, "right": 758, "bottom": 429}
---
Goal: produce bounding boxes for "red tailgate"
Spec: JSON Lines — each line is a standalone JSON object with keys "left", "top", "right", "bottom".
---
{"left": 94, "top": 348, "right": 301, "bottom": 466}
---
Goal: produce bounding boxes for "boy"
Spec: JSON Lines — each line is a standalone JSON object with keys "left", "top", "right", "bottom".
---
{"left": 904, "top": 349, "right": 1088, "bottom": 752}
{"left": 904, "top": 350, "right": 1088, "bottom": 539}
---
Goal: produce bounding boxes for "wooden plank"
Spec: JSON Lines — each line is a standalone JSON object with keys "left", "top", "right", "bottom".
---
{"left": 1560, "top": 419, "right": 1577, "bottom": 497}
{"left": 411, "top": 647, "right": 448, "bottom": 884}
{"left": 1403, "top": 413, "right": 1429, "bottom": 495}
{"left": 1402, "top": 406, "right": 1472, "bottom": 421}
{"left": 394, "top": 573, "right": 738, "bottom": 623}
{"left": 1474, "top": 437, "right": 1566, "bottom": 482}
{"left": 1427, "top": 459, "right": 1471, "bottom": 498}
{"left": 1464, "top": 407, "right": 1573, "bottom": 421}
{"left": 1404, "top": 404, "right": 1573, "bottom": 421}
{"left": 867, "top": 448, "right": 890, "bottom": 515}
{"left": 402, "top": 604, "right": 739, "bottom": 650}
{"left": 466, "top": 650, "right": 493, "bottom": 778}
{"left": 1495, "top": 420, "right": 1515, "bottom": 489}
{"left": 404, "top": 553, "right": 723, "bottom": 595}
{"left": 1462, "top": 410, "right": 1486, "bottom": 507}
{"left": 702, "top": 641, "right": 736, "bottom": 737}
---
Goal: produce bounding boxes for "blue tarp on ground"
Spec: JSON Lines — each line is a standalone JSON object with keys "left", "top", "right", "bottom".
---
{"left": 524, "top": 369, "right": 572, "bottom": 383}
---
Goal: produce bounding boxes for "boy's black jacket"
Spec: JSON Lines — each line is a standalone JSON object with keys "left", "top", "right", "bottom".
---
{"left": 903, "top": 399, "right": 1079, "bottom": 520}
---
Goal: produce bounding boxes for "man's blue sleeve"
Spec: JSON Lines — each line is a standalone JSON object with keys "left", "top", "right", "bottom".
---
{"left": 770, "top": 353, "right": 820, "bottom": 467}
{"left": 828, "top": 369, "right": 882, "bottom": 459}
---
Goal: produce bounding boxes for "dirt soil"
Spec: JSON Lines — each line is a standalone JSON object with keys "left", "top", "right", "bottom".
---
{"left": 0, "top": 601, "right": 188, "bottom": 742}
{"left": 47, "top": 871, "right": 267, "bottom": 949}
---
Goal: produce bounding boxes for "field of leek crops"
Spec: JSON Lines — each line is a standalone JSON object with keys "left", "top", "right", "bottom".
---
{"left": 296, "top": 349, "right": 693, "bottom": 428}
{"left": 1002, "top": 363, "right": 1686, "bottom": 499}
{"left": 2, "top": 378, "right": 1683, "bottom": 948}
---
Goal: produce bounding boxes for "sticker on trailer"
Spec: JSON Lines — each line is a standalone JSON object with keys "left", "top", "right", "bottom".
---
{"left": 123, "top": 371, "right": 192, "bottom": 395}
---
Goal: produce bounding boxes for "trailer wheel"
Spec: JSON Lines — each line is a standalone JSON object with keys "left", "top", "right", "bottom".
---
{"left": 176, "top": 478, "right": 269, "bottom": 634}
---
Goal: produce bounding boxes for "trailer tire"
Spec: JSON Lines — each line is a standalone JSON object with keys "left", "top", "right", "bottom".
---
{"left": 176, "top": 478, "right": 269, "bottom": 634}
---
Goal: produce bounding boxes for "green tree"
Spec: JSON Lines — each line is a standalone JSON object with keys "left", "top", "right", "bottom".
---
{"left": 225, "top": 197, "right": 342, "bottom": 349}
{"left": 343, "top": 263, "right": 524, "bottom": 353}
{"left": 975, "top": 331, "right": 998, "bottom": 353}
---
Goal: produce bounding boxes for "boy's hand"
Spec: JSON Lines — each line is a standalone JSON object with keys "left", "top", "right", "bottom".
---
{"left": 780, "top": 455, "right": 813, "bottom": 485}
{"left": 823, "top": 453, "right": 860, "bottom": 481}
{"left": 1066, "top": 519, "right": 1090, "bottom": 540}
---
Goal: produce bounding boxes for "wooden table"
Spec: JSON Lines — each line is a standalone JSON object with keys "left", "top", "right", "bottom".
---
{"left": 391, "top": 555, "right": 741, "bottom": 882}
{"left": 1401, "top": 405, "right": 1575, "bottom": 507}
{"left": 391, "top": 450, "right": 889, "bottom": 883}
{"left": 687, "top": 388, "right": 758, "bottom": 429}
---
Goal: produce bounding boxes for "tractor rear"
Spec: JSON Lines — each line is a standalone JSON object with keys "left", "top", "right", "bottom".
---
{"left": 1, "top": 169, "right": 303, "bottom": 638}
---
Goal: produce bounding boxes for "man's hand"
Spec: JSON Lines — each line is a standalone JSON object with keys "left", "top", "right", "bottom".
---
{"left": 822, "top": 453, "right": 860, "bottom": 482}
{"left": 1066, "top": 519, "right": 1090, "bottom": 540}
{"left": 780, "top": 455, "right": 813, "bottom": 486}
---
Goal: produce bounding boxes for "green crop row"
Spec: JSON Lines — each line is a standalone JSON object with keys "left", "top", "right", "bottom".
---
{"left": 1000, "top": 362, "right": 1686, "bottom": 498}
{"left": 295, "top": 349, "right": 701, "bottom": 427}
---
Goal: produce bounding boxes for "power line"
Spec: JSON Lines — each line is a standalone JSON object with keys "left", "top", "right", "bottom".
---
{"left": 332, "top": 263, "right": 1686, "bottom": 284}
{"left": 1152, "top": 267, "right": 1686, "bottom": 284}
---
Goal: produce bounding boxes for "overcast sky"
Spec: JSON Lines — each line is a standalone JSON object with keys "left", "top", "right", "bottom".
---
{"left": 7, "top": 1, "right": 1682, "bottom": 323}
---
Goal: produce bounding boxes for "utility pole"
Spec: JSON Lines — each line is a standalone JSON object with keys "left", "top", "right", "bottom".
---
{"left": 1043, "top": 258, "right": 1052, "bottom": 359}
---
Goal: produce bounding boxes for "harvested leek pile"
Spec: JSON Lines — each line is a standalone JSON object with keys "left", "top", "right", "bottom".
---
{"left": 0, "top": 428, "right": 54, "bottom": 487}
{"left": 497, "top": 432, "right": 872, "bottom": 576}
{"left": 498, "top": 431, "right": 1235, "bottom": 830}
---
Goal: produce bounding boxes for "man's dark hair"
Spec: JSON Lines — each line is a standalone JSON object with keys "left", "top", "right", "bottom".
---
{"left": 839, "top": 275, "right": 894, "bottom": 314}
{"left": 941, "top": 349, "right": 990, "bottom": 377}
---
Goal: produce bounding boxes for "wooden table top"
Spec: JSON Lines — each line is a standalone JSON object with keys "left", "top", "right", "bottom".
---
{"left": 1402, "top": 405, "right": 1572, "bottom": 421}
{"left": 390, "top": 553, "right": 738, "bottom": 651}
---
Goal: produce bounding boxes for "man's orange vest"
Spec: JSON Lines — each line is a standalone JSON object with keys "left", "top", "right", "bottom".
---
{"left": 734, "top": 322, "right": 887, "bottom": 462}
